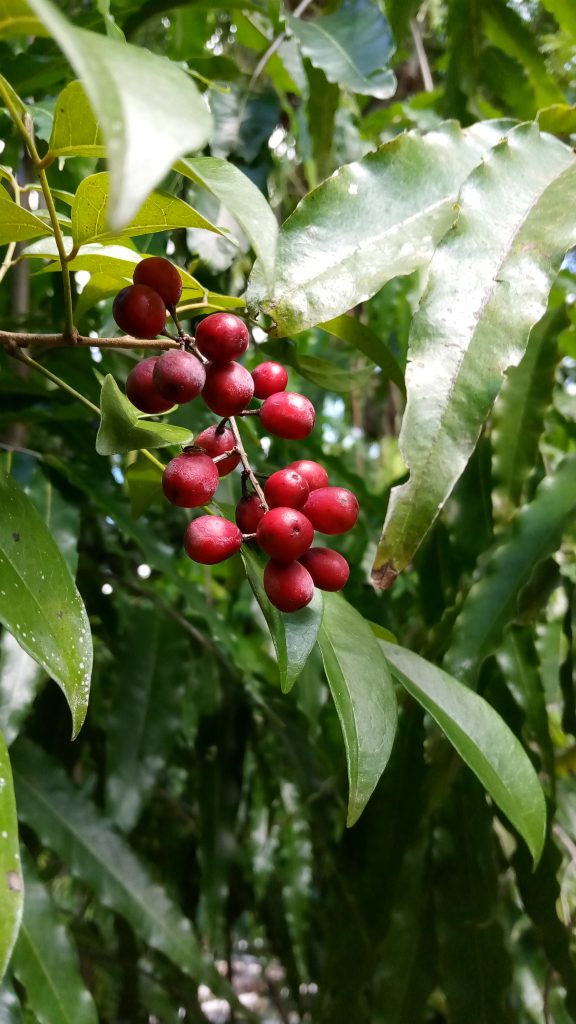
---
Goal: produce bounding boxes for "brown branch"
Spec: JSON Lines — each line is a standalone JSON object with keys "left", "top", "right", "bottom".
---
{"left": 0, "top": 330, "right": 181, "bottom": 351}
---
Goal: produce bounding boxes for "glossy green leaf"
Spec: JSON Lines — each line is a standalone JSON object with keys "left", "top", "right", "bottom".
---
{"left": 11, "top": 855, "right": 98, "bottom": 1024}
{"left": 47, "top": 80, "right": 104, "bottom": 160}
{"left": 176, "top": 156, "right": 278, "bottom": 286}
{"left": 0, "top": 474, "right": 91, "bottom": 738}
{"left": 248, "top": 120, "right": 511, "bottom": 335}
{"left": 321, "top": 314, "right": 406, "bottom": 394}
{"left": 0, "top": 0, "right": 45, "bottom": 37}
{"left": 242, "top": 547, "right": 323, "bottom": 692}
{"left": 0, "top": 190, "right": 51, "bottom": 245}
{"left": 72, "top": 173, "right": 222, "bottom": 247}
{"left": 284, "top": 0, "right": 396, "bottom": 100}
{"left": 318, "top": 593, "right": 397, "bottom": 826}
{"left": 26, "top": 0, "right": 212, "bottom": 230}
{"left": 0, "top": 631, "right": 44, "bottom": 747}
{"left": 0, "top": 731, "right": 22, "bottom": 982}
{"left": 382, "top": 641, "right": 546, "bottom": 863}
{"left": 372, "top": 125, "right": 576, "bottom": 587}
{"left": 97, "top": 375, "right": 192, "bottom": 455}
{"left": 445, "top": 456, "right": 576, "bottom": 685}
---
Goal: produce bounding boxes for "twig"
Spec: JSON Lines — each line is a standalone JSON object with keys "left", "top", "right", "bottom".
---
{"left": 229, "top": 417, "right": 268, "bottom": 510}
{"left": 248, "top": 0, "right": 316, "bottom": 91}
{"left": 0, "top": 330, "right": 181, "bottom": 351}
{"left": 410, "top": 18, "right": 434, "bottom": 93}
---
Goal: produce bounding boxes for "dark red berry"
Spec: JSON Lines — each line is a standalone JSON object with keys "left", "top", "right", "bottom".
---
{"left": 260, "top": 392, "right": 315, "bottom": 440}
{"left": 194, "top": 424, "right": 240, "bottom": 477}
{"left": 235, "top": 493, "right": 267, "bottom": 533}
{"left": 289, "top": 459, "right": 329, "bottom": 491}
{"left": 162, "top": 453, "right": 219, "bottom": 508}
{"left": 251, "top": 361, "right": 288, "bottom": 399}
{"left": 195, "top": 313, "right": 250, "bottom": 363}
{"left": 184, "top": 515, "right": 242, "bottom": 564}
{"left": 133, "top": 257, "right": 183, "bottom": 308}
{"left": 264, "top": 468, "right": 309, "bottom": 510}
{"left": 299, "top": 548, "right": 350, "bottom": 591}
{"left": 301, "top": 487, "right": 359, "bottom": 535}
{"left": 153, "top": 350, "right": 206, "bottom": 405}
{"left": 113, "top": 284, "right": 166, "bottom": 339}
{"left": 256, "top": 507, "right": 314, "bottom": 561}
{"left": 125, "top": 357, "right": 173, "bottom": 414}
{"left": 263, "top": 560, "right": 314, "bottom": 613}
{"left": 202, "top": 362, "right": 255, "bottom": 417}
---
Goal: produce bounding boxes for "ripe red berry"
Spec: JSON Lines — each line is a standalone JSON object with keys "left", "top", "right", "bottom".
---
{"left": 299, "top": 548, "right": 350, "bottom": 591}
{"left": 194, "top": 424, "right": 240, "bottom": 477}
{"left": 301, "top": 487, "right": 359, "bottom": 535}
{"left": 251, "top": 361, "right": 288, "bottom": 399}
{"left": 152, "top": 350, "right": 206, "bottom": 405}
{"left": 184, "top": 515, "right": 242, "bottom": 564}
{"left": 256, "top": 507, "right": 314, "bottom": 561}
{"left": 264, "top": 468, "right": 309, "bottom": 510}
{"left": 235, "top": 493, "right": 267, "bottom": 533}
{"left": 162, "top": 453, "right": 219, "bottom": 508}
{"left": 125, "top": 357, "right": 173, "bottom": 414}
{"left": 263, "top": 560, "right": 314, "bottom": 613}
{"left": 289, "top": 459, "right": 329, "bottom": 491}
{"left": 113, "top": 284, "right": 166, "bottom": 338}
{"left": 133, "top": 256, "right": 183, "bottom": 308}
{"left": 260, "top": 392, "right": 315, "bottom": 440}
{"left": 195, "top": 313, "right": 250, "bottom": 363}
{"left": 202, "top": 362, "right": 255, "bottom": 417}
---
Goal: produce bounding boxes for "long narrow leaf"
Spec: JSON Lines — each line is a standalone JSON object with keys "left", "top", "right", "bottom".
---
{"left": 0, "top": 731, "right": 23, "bottom": 981}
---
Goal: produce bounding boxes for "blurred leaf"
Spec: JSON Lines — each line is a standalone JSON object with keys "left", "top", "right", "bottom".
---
{"left": 0, "top": 631, "right": 44, "bottom": 747}
{"left": 47, "top": 80, "right": 105, "bottom": 160}
{"left": 321, "top": 314, "right": 406, "bottom": 393}
{"left": 0, "top": 1, "right": 46, "bottom": 37}
{"left": 284, "top": 0, "right": 396, "bottom": 99}
{"left": 125, "top": 455, "right": 163, "bottom": 518}
{"left": 0, "top": 189, "right": 51, "bottom": 244}
{"left": 0, "top": 730, "right": 22, "bottom": 981}
{"left": 0, "top": 474, "right": 91, "bottom": 738}
{"left": 318, "top": 593, "right": 397, "bottom": 826}
{"left": 249, "top": 120, "right": 510, "bottom": 335}
{"left": 0, "top": 976, "right": 22, "bottom": 1021}
{"left": 539, "top": 0, "right": 576, "bottom": 37}
{"left": 497, "top": 627, "right": 555, "bottom": 783}
{"left": 260, "top": 339, "right": 375, "bottom": 392}
{"left": 11, "top": 855, "right": 98, "bottom": 1024}
{"left": 372, "top": 126, "right": 576, "bottom": 587}
{"left": 482, "top": 0, "right": 564, "bottom": 108}
{"left": 96, "top": 375, "right": 193, "bottom": 455}
{"left": 446, "top": 455, "right": 576, "bottom": 684}
{"left": 72, "top": 172, "right": 222, "bottom": 247}
{"left": 537, "top": 104, "right": 576, "bottom": 135}
{"left": 382, "top": 641, "right": 546, "bottom": 863}
{"left": 26, "top": 0, "right": 213, "bottom": 230}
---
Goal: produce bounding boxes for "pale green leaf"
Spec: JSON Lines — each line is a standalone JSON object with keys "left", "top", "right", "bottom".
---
{"left": 96, "top": 375, "right": 193, "bottom": 455}
{"left": 47, "top": 80, "right": 104, "bottom": 160}
{"left": 320, "top": 314, "right": 406, "bottom": 393}
{"left": 0, "top": 730, "right": 23, "bottom": 981}
{"left": 0, "top": 0, "right": 45, "bottom": 37}
{"left": 0, "top": 189, "right": 51, "bottom": 244}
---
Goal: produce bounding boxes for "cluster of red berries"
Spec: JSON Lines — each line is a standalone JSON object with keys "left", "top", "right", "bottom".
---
{"left": 112, "top": 257, "right": 359, "bottom": 612}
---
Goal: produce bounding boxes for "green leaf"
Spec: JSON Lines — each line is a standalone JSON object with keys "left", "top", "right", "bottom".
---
{"left": 537, "top": 104, "right": 576, "bottom": 136}
{"left": 26, "top": 0, "right": 212, "bottom": 231}
{"left": 125, "top": 456, "right": 163, "bottom": 518}
{"left": 445, "top": 456, "right": 576, "bottom": 685}
{"left": 259, "top": 339, "right": 375, "bottom": 392}
{"left": 72, "top": 172, "right": 223, "bottom": 247}
{"left": 318, "top": 593, "right": 398, "bottom": 826}
{"left": 0, "top": 631, "right": 45, "bottom": 747}
{"left": 0, "top": 0, "right": 46, "bottom": 37}
{"left": 248, "top": 120, "right": 512, "bottom": 336}
{"left": 11, "top": 855, "right": 98, "bottom": 1024}
{"left": 539, "top": 0, "right": 576, "bottom": 38}
{"left": 381, "top": 641, "right": 546, "bottom": 863}
{"left": 320, "top": 314, "right": 406, "bottom": 394}
{"left": 482, "top": 0, "right": 564, "bottom": 109}
{"left": 47, "top": 80, "right": 105, "bottom": 160}
{"left": 176, "top": 156, "right": 278, "bottom": 286}
{"left": 0, "top": 976, "right": 22, "bottom": 1022}
{"left": 242, "top": 547, "right": 323, "bottom": 692}
{"left": 497, "top": 627, "right": 555, "bottom": 783}
{"left": 0, "top": 730, "right": 23, "bottom": 981}
{"left": 96, "top": 375, "right": 193, "bottom": 455}
{"left": 0, "top": 474, "right": 91, "bottom": 738}
{"left": 284, "top": 0, "right": 396, "bottom": 100}
{"left": 0, "top": 189, "right": 52, "bottom": 244}
{"left": 372, "top": 125, "right": 576, "bottom": 587}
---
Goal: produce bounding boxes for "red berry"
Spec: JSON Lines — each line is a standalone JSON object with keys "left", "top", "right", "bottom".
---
{"left": 299, "top": 548, "right": 350, "bottom": 591}
{"left": 133, "top": 257, "right": 183, "bottom": 308}
{"left": 235, "top": 493, "right": 267, "bottom": 533}
{"left": 162, "top": 453, "right": 219, "bottom": 508}
{"left": 194, "top": 424, "right": 240, "bottom": 478}
{"left": 263, "top": 560, "right": 314, "bottom": 613}
{"left": 153, "top": 350, "right": 206, "bottom": 405}
{"left": 113, "top": 284, "right": 166, "bottom": 338}
{"left": 202, "top": 362, "right": 255, "bottom": 417}
{"left": 184, "top": 515, "right": 242, "bottom": 564}
{"left": 125, "top": 357, "right": 173, "bottom": 414}
{"left": 264, "top": 468, "right": 309, "bottom": 510}
{"left": 260, "top": 392, "right": 315, "bottom": 440}
{"left": 301, "top": 487, "right": 359, "bottom": 535}
{"left": 256, "top": 507, "right": 314, "bottom": 561}
{"left": 195, "top": 313, "right": 250, "bottom": 363}
{"left": 251, "top": 361, "right": 288, "bottom": 399}
{"left": 289, "top": 459, "right": 329, "bottom": 491}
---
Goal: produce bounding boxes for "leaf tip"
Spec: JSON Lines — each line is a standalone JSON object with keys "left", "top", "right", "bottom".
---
{"left": 371, "top": 561, "right": 399, "bottom": 590}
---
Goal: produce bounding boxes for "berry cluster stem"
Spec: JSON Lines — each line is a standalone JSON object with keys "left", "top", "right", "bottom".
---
{"left": 228, "top": 417, "right": 268, "bottom": 510}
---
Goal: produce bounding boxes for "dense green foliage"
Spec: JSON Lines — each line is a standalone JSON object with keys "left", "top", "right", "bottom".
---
{"left": 0, "top": 0, "right": 575, "bottom": 1020}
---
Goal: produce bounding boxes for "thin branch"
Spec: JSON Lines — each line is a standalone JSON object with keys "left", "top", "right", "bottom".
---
{"left": 0, "top": 330, "right": 181, "bottom": 351}
{"left": 248, "top": 0, "right": 316, "bottom": 91}
{"left": 229, "top": 417, "right": 268, "bottom": 510}
{"left": 410, "top": 18, "right": 434, "bottom": 93}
